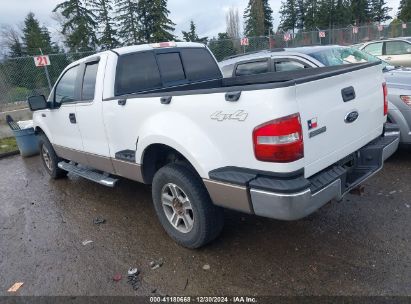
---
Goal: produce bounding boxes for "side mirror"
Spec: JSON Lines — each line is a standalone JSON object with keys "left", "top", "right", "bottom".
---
{"left": 28, "top": 95, "right": 48, "bottom": 111}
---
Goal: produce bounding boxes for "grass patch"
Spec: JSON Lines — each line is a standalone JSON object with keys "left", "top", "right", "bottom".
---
{"left": 0, "top": 137, "right": 18, "bottom": 154}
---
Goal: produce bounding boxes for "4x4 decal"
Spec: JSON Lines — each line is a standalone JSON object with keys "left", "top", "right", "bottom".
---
{"left": 211, "top": 110, "right": 248, "bottom": 122}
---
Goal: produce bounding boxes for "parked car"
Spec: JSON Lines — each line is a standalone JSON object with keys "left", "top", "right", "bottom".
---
{"left": 220, "top": 45, "right": 410, "bottom": 146}
{"left": 359, "top": 37, "right": 411, "bottom": 67}
{"left": 28, "top": 42, "right": 398, "bottom": 248}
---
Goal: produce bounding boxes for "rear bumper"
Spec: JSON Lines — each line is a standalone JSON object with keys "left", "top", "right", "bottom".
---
{"left": 205, "top": 128, "right": 399, "bottom": 221}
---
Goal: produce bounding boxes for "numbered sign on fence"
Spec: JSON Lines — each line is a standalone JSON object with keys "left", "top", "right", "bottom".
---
{"left": 352, "top": 26, "right": 359, "bottom": 34}
{"left": 319, "top": 31, "right": 326, "bottom": 38}
{"left": 284, "top": 33, "right": 292, "bottom": 41}
{"left": 403, "top": 23, "right": 407, "bottom": 29}
{"left": 240, "top": 37, "right": 249, "bottom": 46}
{"left": 34, "top": 55, "right": 50, "bottom": 67}
{"left": 377, "top": 25, "right": 383, "bottom": 32}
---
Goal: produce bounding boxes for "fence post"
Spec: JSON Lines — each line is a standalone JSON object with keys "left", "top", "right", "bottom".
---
{"left": 39, "top": 48, "right": 52, "bottom": 92}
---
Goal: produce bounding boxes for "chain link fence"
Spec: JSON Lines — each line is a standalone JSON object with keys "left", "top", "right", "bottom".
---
{"left": 1, "top": 22, "right": 411, "bottom": 109}
{"left": 0, "top": 51, "right": 94, "bottom": 110}
{"left": 209, "top": 22, "right": 411, "bottom": 61}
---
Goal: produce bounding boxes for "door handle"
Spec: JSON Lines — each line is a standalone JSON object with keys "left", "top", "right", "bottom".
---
{"left": 118, "top": 98, "right": 127, "bottom": 106}
{"left": 341, "top": 86, "right": 356, "bottom": 102}
{"left": 160, "top": 96, "right": 172, "bottom": 104}
{"left": 225, "top": 91, "right": 242, "bottom": 102}
{"left": 69, "top": 113, "right": 77, "bottom": 124}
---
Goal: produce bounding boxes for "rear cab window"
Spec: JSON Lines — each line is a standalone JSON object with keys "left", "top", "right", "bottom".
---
{"left": 115, "top": 47, "right": 222, "bottom": 96}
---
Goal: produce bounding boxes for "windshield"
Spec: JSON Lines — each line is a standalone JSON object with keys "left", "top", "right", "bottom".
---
{"left": 308, "top": 47, "right": 389, "bottom": 69}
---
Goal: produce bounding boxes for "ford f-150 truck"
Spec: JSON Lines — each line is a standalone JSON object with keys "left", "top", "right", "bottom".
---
{"left": 28, "top": 42, "right": 399, "bottom": 248}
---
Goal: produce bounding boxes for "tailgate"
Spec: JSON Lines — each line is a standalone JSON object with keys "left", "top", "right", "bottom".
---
{"left": 296, "top": 64, "right": 386, "bottom": 178}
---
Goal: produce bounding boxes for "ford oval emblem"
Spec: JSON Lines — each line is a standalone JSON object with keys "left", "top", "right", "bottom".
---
{"left": 345, "top": 111, "right": 359, "bottom": 123}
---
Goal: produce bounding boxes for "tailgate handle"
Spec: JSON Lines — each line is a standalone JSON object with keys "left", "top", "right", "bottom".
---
{"left": 341, "top": 86, "right": 356, "bottom": 102}
{"left": 225, "top": 91, "right": 242, "bottom": 102}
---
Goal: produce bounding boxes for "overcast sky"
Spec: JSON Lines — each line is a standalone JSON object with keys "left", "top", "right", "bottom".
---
{"left": 0, "top": 0, "right": 402, "bottom": 41}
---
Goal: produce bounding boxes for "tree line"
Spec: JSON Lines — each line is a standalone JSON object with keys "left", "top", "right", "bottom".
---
{"left": 2, "top": 0, "right": 411, "bottom": 59}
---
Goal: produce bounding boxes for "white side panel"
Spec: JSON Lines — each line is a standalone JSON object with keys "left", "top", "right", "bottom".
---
{"left": 103, "top": 86, "right": 303, "bottom": 178}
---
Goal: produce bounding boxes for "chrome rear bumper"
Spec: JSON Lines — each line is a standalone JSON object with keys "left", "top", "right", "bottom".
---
{"left": 205, "top": 131, "right": 399, "bottom": 221}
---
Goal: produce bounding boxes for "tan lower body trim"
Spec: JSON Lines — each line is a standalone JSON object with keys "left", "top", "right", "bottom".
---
{"left": 203, "top": 179, "right": 253, "bottom": 214}
{"left": 112, "top": 158, "right": 143, "bottom": 182}
{"left": 53, "top": 145, "right": 143, "bottom": 182}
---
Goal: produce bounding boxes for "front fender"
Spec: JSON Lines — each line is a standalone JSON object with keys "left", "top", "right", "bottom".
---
{"left": 136, "top": 112, "right": 223, "bottom": 178}
{"left": 33, "top": 111, "right": 53, "bottom": 142}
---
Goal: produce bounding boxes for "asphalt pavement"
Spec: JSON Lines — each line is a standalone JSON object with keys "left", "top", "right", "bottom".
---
{"left": 1, "top": 150, "right": 410, "bottom": 296}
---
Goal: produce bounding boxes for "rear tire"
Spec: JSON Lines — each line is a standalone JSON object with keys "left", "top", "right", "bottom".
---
{"left": 152, "top": 163, "right": 224, "bottom": 249}
{"left": 38, "top": 134, "right": 67, "bottom": 179}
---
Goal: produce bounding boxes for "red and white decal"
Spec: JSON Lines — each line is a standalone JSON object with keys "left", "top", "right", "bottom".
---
{"left": 34, "top": 55, "right": 50, "bottom": 67}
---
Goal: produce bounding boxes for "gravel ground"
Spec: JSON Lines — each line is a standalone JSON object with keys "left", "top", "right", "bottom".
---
{"left": 0, "top": 150, "right": 410, "bottom": 296}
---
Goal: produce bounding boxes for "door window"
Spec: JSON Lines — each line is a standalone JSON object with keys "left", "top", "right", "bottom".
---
{"left": 235, "top": 60, "right": 269, "bottom": 76}
{"left": 54, "top": 65, "right": 79, "bottom": 104}
{"left": 363, "top": 42, "right": 383, "bottom": 56}
{"left": 385, "top": 41, "right": 411, "bottom": 55}
{"left": 274, "top": 60, "right": 309, "bottom": 72}
{"left": 81, "top": 62, "right": 99, "bottom": 101}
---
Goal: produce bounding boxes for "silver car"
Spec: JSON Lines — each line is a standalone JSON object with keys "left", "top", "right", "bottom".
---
{"left": 220, "top": 46, "right": 411, "bottom": 146}
{"left": 360, "top": 38, "right": 411, "bottom": 67}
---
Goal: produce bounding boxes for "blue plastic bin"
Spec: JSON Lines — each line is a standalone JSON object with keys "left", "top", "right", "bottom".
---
{"left": 13, "top": 127, "right": 39, "bottom": 157}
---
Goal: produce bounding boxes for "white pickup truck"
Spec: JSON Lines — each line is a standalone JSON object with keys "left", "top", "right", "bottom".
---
{"left": 28, "top": 42, "right": 399, "bottom": 248}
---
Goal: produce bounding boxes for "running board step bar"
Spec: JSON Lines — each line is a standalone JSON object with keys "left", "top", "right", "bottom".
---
{"left": 58, "top": 161, "right": 118, "bottom": 187}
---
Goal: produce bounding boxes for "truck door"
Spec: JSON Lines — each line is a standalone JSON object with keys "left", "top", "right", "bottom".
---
{"left": 46, "top": 64, "right": 84, "bottom": 155}
{"left": 75, "top": 55, "right": 115, "bottom": 173}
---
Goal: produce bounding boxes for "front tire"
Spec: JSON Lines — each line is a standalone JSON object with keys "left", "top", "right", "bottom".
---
{"left": 38, "top": 134, "right": 67, "bottom": 179}
{"left": 152, "top": 163, "right": 224, "bottom": 249}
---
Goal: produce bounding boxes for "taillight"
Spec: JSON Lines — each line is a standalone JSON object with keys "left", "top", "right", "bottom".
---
{"left": 253, "top": 113, "right": 304, "bottom": 163}
{"left": 400, "top": 95, "right": 411, "bottom": 106}
{"left": 383, "top": 83, "right": 388, "bottom": 116}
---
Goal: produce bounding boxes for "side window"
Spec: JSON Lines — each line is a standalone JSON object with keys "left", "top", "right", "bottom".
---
{"left": 115, "top": 51, "right": 162, "bottom": 95}
{"left": 274, "top": 60, "right": 308, "bottom": 72}
{"left": 235, "top": 60, "right": 269, "bottom": 76}
{"left": 156, "top": 52, "right": 186, "bottom": 84}
{"left": 363, "top": 42, "right": 383, "bottom": 56}
{"left": 180, "top": 48, "right": 222, "bottom": 81}
{"left": 386, "top": 41, "right": 411, "bottom": 55}
{"left": 81, "top": 62, "right": 99, "bottom": 101}
{"left": 54, "top": 65, "right": 79, "bottom": 104}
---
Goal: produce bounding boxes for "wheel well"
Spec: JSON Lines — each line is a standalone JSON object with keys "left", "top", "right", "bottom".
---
{"left": 141, "top": 144, "right": 196, "bottom": 184}
{"left": 34, "top": 126, "right": 45, "bottom": 135}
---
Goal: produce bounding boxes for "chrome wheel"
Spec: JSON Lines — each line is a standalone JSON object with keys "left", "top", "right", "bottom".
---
{"left": 41, "top": 144, "right": 52, "bottom": 171}
{"left": 161, "top": 183, "right": 194, "bottom": 233}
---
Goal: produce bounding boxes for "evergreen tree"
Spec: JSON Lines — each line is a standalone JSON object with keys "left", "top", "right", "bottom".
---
{"left": 279, "top": 0, "right": 298, "bottom": 33}
{"left": 115, "top": 0, "right": 139, "bottom": 45}
{"left": 351, "top": 0, "right": 372, "bottom": 24}
{"left": 208, "top": 32, "right": 236, "bottom": 61}
{"left": 371, "top": 0, "right": 392, "bottom": 22}
{"left": 1, "top": 26, "right": 24, "bottom": 58}
{"left": 91, "top": 0, "right": 119, "bottom": 49}
{"left": 182, "top": 21, "right": 207, "bottom": 43}
{"left": 398, "top": 0, "right": 411, "bottom": 21}
{"left": 303, "top": 0, "right": 319, "bottom": 30}
{"left": 53, "top": 0, "right": 98, "bottom": 52}
{"left": 22, "top": 13, "right": 54, "bottom": 55}
{"left": 244, "top": 0, "right": 274, "bottom": 36}
{"left": 136, "top": 0, "right": 176, "bottom": 43}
